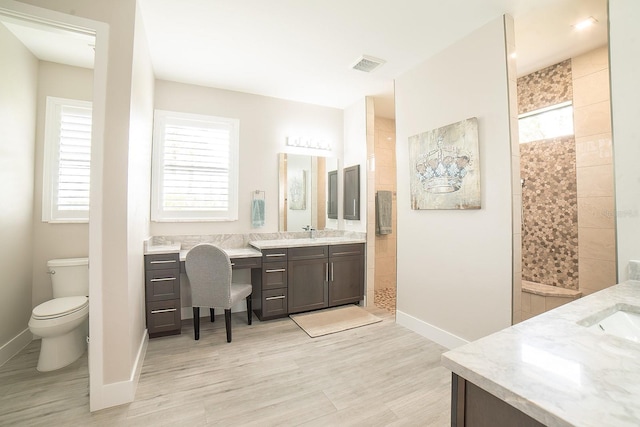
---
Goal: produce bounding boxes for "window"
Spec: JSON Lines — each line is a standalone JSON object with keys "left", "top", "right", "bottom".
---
{"left": 42, "top": 97, "right": 92, "bottom": 222}
{"left": 518, "top": 101, "right": 574, "bottom": 144}
{"left": 151, "top": 110, "right": 239, "bottom": 221}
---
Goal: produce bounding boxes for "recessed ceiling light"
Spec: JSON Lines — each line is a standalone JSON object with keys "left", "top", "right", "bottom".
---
{"left": 574, "top": 16, "right": 597, "bottom": 31}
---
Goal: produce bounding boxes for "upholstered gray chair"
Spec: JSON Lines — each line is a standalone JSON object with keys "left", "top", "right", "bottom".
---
{"left": 185, "top": 243, "right": 253, "bottom": 342}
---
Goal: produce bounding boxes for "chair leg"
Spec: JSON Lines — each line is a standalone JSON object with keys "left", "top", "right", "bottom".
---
{"left": 210, "top": 308, "right": 215, "bottom": 322}
{"left": 193, "top": 307, "right": 200, "bottom": 340}
{"left": 224, "top": 309, "right": 232, "bottom": 343}
{"left": 246, "top": 296, "right": 252, "bottom": 325}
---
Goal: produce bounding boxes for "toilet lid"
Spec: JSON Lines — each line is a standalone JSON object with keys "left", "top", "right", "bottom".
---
{"left": 32, "top": 296, "right": 88, "bottom": 320}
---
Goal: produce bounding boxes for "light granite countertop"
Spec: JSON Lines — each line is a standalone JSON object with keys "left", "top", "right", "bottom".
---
{"left": 441, "top": 280, "right": 640, "bottom": 427}
{"left": 178, "top": 247, "right": 261, "bottom": 261}
{"left": 249, "top": 236, "right": 365, "bottom": 250}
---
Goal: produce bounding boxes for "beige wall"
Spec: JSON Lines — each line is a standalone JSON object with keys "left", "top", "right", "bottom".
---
{"left": 151, "top": 79, "right": 344, "bottom": 236}
{"left": 610, "top": 0, "right": 640, "bottom": 281}
{"left": 573, "top": 45, "right": 616, "bottom": 295}
{"left": 31, "top": 62, "right": 92, "bottom": 307}
{"left": 0, "top": 21, "right": 38, "bottom": 363}
{"left": 395, "top": 16, "right": 514, "bottom": 346}
{"left": 126, "top": 2, "right": 154, "bottom": 372}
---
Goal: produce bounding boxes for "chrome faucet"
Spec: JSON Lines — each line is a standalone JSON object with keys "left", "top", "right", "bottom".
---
{"left": 302, "top": 225, "right": 316, "bottom": 239}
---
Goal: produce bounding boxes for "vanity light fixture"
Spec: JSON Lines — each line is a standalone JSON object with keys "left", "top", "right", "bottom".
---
{"left": 573, "top": 16, "right": 597, "bottom": 31}
{"left": 286, "top": 136, "right": 332, "bottom": 151}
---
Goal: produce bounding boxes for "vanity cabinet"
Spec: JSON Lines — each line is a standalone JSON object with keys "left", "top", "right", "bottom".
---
{"left": 252, "top": 242, "right": 365, "bottom": 319}
{"left": 252, "top": 248, "right": 289, "bottom": 320}
{"left": 451, "top": 373, "right": 544, "bottom": 427}
{"left": 288, "top": 245, "right": 330, "bottom": 314}
{"left": 144, "top": 253, "right": 181, "bottom": 338}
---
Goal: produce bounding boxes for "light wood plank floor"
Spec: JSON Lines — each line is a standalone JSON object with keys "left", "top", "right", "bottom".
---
{"left": 0, "top": 306, "right": 451, "bottom": 426}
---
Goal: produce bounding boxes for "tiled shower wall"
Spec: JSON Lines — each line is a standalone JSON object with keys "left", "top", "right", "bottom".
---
{"left": 374, "top": 117, "right": 397, "bottom": 292}
{"left": 517, "top": 59, "right": 573, "bottom": 115}
{"left": 520, "top": 137, "right": 579, "bottom": 289}
{"left": 517, "top": 46, "right": 615, "bottom": 293}
{"left": 518, "top": 60, "right": 579, "bottom": 290}
{"left": 572, "top": 46, "right": 616, "bottom": 296}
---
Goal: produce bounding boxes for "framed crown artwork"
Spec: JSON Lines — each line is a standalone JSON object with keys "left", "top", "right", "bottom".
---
{"left": 408, "top": 117, "right": 480, "bottom": 210}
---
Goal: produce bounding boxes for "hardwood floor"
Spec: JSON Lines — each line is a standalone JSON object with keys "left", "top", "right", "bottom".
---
{"left": 0, "top": 306, "right": 451, "bottom": 426}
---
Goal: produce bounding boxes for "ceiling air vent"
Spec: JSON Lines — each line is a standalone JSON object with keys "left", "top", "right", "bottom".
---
{"left": 351, "top": 55, "right": 386, "bottom": 73}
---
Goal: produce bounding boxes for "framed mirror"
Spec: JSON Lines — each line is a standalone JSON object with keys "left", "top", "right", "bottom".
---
{"left": 279, "top": 153, "right": 338, "bottom": 231}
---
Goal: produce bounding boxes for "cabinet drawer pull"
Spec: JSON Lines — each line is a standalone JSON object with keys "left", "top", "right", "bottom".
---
{"left": 149, "top": 260, "right": 176, "bottom": 264}
{"left": 265, "top": 268, "right": 286, "bottom": 273}
{"left": 265, "top": 253, "right": 286, "bottom": 258}
{"left": 331, "top": 262, "right": 334, "bottom": 281}
{"left": 265, "top": 295, "right": 285, "bottom": 301}
{"left": 150, "top": 277, "right": 176, "bottom": 282}
{"left": 150, "top": 308, "right": 177, "bottom": 314}
{"left": 331, "top": 251, "right": 360, "bottom": 256}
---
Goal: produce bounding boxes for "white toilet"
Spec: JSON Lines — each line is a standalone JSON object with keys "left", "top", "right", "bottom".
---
{"left": 28, "top": 257, "right": 89, "bottom": 372}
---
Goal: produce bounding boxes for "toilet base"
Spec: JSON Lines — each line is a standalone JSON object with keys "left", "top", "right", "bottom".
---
{"left": 37, "top": 323, "right": 87, "bottom": 372}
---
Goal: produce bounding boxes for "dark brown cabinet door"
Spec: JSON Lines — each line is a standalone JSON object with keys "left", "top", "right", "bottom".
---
{"left": 343, "top": 164, "right": 360, "bottom": 220}
{"left": 329, "top": 254, "right": 364, "bottom": 306}
{"left": 288, "top": 258, "right": 328, "bottom": 314}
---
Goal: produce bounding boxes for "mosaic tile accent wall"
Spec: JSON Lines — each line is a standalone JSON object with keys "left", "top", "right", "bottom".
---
{"left": 517, "top": 59, "right": 573, "bottom": 115}
{"left": 520, "top": 136, "right": 579, "bottom": 289}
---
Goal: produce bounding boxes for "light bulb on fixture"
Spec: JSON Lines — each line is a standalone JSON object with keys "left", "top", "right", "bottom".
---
{"left": 574, "top": 16, "right": 597, "bottom": 31}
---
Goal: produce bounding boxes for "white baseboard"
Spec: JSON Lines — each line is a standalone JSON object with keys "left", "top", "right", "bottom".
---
{"left": 396, "top": 310, "right": 469, "bottom": 350}
{"left": 0, "top": 329, "right": 32, "bottom": 367}
{"left": 93, "top": 329, "right": 148, "bottom": 410}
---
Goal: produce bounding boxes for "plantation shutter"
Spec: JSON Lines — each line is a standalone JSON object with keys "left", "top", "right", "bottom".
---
{"left": 151, "top": 110, "right": 239, "bottom": 221}
{"left": 56, "top": 104, "right": 92, "bottom": 214}
{"left": 162, "top": 122, "right": 231, "bottom": 212}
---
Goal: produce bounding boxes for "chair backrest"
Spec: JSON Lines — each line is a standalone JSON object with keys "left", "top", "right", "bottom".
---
{"left": 185, "top": 244, "right": 232, "bottom": 308}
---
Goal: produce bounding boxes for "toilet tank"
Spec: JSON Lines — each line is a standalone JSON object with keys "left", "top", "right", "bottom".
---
{"left": 48, "top": 258, "right": 89, "bottom": 298}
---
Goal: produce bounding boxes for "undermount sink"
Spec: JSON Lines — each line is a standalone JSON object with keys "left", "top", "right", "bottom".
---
{"left": 580, "top": 304, "right": 640, "bottom": 343}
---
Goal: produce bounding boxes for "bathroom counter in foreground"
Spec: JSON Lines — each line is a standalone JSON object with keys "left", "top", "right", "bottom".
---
{"left": 441, "top": 280, "right": 640, "bottom": 427}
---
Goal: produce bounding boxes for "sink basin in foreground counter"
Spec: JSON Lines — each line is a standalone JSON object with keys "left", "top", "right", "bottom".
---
{"left": 579, "top": 303, "right": 640, "bottom": 344}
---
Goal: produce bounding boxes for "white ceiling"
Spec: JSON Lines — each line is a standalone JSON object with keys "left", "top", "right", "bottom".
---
{"left": 1, "top": 0, "right": 607, "bottom": 119}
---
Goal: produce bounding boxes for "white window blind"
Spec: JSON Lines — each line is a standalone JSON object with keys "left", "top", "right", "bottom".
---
{"left": 152, "top": 110, "right": 239, "bottom": 221}
{"left": 42, "top": 97, "right": 92, "bottom": 222}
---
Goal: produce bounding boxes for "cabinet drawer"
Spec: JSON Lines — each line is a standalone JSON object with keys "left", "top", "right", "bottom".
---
{"left": 145, "top": 268, "right": 180, "bottom": 301}
{"left": 231, "top": 256, "right": 262, "bottom": 269}
{"left": 262, "top": 288, "right": 288, "bottom": 318}
{"left": 262, "top": 248, "right": 288, "bottom": 262}
{"left": 288, "top": 245, "right": 329, "bottom": 261}
{"left": 263, "top": 261, "right": 287, "bottom": 290}
{"left": 329, "top": 243, "right": 364, "bottom": 257}
{"left": 146, "top": 299, "right": 181, "bottom": 336}
{"left": 145, "top": 253, "right": 180, "bottom": 270}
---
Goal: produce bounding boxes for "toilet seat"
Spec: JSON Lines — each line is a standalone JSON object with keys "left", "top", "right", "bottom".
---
{"left": 32, "top": 296, "right": 88, "bottom": 320}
